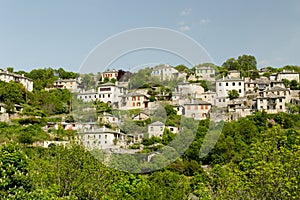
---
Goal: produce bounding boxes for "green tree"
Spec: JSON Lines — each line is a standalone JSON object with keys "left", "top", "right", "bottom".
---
{"left": 0, "top": 143, "right": 32, "bottom": 199}
{"left": 227, "top": 89, "right": 239, "bottom": 100}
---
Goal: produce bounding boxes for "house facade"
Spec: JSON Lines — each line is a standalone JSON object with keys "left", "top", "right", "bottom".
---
{"left": 54, "top": 79, "right": 78, "bottom": 92}
{"left": 120, "top": 92, "right": 149, "bottom": 110}
{"left": 183, "top": 100, "right": 211, "bottom": 120}
{"left": 101, "top": 69, "right": 118, "bottom": 81}
{"left": 216, "top": 77, "right": 245, "bottom": 107}
{"left": 0, "top": 69, "right": 33, "bottom": 92}
{"left": 77, "top": 90, "right": 98, "bottom": 102}
{"left": 77, "top": 126, "right": 126, "bottom": 149}
{"left": 195, "top": 66, "right": 215, "bottom": 80}
{"left": 151, "top": 65, "right": 186, "bottom": 81}
{"left": 148, "top": 121, "right": 165, "bottom": 138}
{"left": 98, "top": 83, "right": 127, "bottom": 107}
{"left": 276, "top": 70, "right": 299, "bottom": 82}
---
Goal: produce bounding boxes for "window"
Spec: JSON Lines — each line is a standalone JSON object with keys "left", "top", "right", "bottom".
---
{"left": 279, "top": 99, "right": 282, "bottom": 102}
{"left": 99, "top": 135, "right": 101, "bottom": 139}
{"left": 226, "top": 83, "right": 228, "bottom": 86}
{"left": 108, "top": 94, "right": 110, "bottom": 98}
{"left": 194, "top": 105, "right": 198, "bottom": 110}
{"left": 132, "top": 102, "right": 135, "bottom": 107}
{"left": 280, "top": 105, "right": 283, "bottom": 109}
{"left": 200, "top": 105, "right": 204, "bottom": 109}
{"left": 138, "top": 96, "right": 140, "bottom": 101}
{"left": 132, "top": 97, "right": 136, "bottom": 101}
{"left": 239, "top": 82, "right": 241, "bottom": 86}
{"left": 219, "top": 83, "right": 222, "bottom": 86}
{"left": 150, "top": 127, "right": 153, "bottom": 131}
{"left": 239, "top": 89, "right": 241, "bottom": 93}
{"left": 223, "top": 99, "right": 225, "bottom": 102}
{"left": 100, "top": 87, "right": 111, "bottom": 92}
{"left": 187, "top": 105, "right": 191, "bottom": 110}
{"left": 160, "top": 127, "right": 163, "bottom": 131}
{"left": 205, "top": 105, "right": 208, "bottom": 109}
{"left": 232, "top": 82, "right": 235, "bottom": 86}
{"left": 219, "top": 99, "right": 221, "bottom": 102}
{"left": 105, "top": 135, "right": 107, "bottom": 139}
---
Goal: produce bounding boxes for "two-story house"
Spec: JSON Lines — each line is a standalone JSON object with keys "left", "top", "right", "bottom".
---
{"left": 120, "top": 92, "right": 150, "bottom": 110}
{"left": 195, "top": 66, "right": 216, "bottom": 81}
{"left": 0, "top": 69, "right": 33, "bottom": 92}
{"left": 54, "top": 79, "right": 78, "bottom": 92}
{"left": 215, "top": 77, "right": 245, "bottom": 107}
{"left": 151, "top": 64, "right": 186, "bottom": 81}
{"left": 183, "top": 100, "right": 211, "bottom": 120}
{"left": 101, "top": 69, "right": 118, "bottom": 81}
{"left": 148, "top": 121, "right": 165, "bottom": 138}
{"left": 98, "top": 82, "right": 127, "bottom": 107}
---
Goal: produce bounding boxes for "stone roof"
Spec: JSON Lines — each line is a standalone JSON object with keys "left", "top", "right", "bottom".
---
{"left": 120, "top": 92, "right": 148, "bottom": 97}
{"left": 195, "top": 66, "right": 216, "bottom": 70}
{"left": 267, "top": 86, "right": 289, "bottom": 91}
{"left": 184, "top": 99, "right": 211, "bottom": 105}
{"left": 149, "top": 121, "right": 165, "bottom": 126}
{"left": 257, "top": 93, "right": 285, "bottom": 99}
{"left": 216, "top": 77, "right": 244, "bottom": 82}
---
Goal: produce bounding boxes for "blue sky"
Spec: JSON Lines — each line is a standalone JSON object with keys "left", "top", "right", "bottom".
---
{"left": 0, "top": 0, "right": 300, "bottom": 72}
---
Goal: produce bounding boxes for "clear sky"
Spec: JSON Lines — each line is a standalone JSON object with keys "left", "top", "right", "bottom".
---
{"left": 0, "top": 0, "right": 300, "bottom": 72}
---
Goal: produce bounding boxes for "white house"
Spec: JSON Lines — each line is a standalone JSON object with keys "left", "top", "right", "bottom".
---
{"left": 227, "top": 99, "right": 252, "bottom": 121}
{"left": 199, "top": 90, "right": 216, "bottom": 106}
{"left": 132, "top": 112, "right": 150, "bottom": 121}
{"left": 101, "top": 69, "right": 118, "bottom": 81}
{"left": 98, "top": 112, "right": 120, "bottom": 125}
{"left": 77, "top": 126, "right": 126, "bottom": 149}
{"left": 216, "top": 77, "right": 245, "bottom": 107}
{"left": 175, "top": 82, "right": 205, "bottom": 99}
{"left": 77, "top": 90, "right": 98, "bottom": 102}
{"left": 148, "top": 121, "right": 165, "bottom": 138}
{"left": 276, "top": 70, "right": 299, "bottom": 82}
{"left": 0, "top": 69, "right": 33, "bottom": 92}
{"left": 98, "top": 82, "right": 127, "bottom": 107}
{"left": 183, "top": 100, "right": 211, "bottom": 120}
{"left": 151, "top": 64, "right": 186, "bottom": 81}
{"left": 255, "top": 93, "right": 287, "bottom": 114}
{"left": 195, "top": 66, "right": 216, "bottom": 80}
{"left": 120, "top": 92, "right": 149, "bottom": 110}
{"left": 53, "top": 79, "right": 78, "bottom": 92}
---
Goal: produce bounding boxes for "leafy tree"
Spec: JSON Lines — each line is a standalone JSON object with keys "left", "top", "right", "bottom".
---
{"left": 227, "top": 89, "right": 239, "bottom": 100}
{"left": 0, "top": 143, "right": 32, "bottom": 199}
{"left": 55, "top": 67, "right": 78, "bottom": 79}
{"left": 175, "top": 64, "right": 189, "bottom": 73}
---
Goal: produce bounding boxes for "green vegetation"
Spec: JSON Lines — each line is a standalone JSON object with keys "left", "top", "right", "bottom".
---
{"left": 1, "top": 112, "right": 300, "bottom": 199}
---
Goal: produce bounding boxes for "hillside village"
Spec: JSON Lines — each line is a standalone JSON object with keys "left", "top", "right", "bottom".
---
{"left": 1, "top": 55, "right": 299, "bottom": 152}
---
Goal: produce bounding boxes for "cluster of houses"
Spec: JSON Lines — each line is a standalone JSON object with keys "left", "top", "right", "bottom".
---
{"left": 2, "top": 66, "right": 298, "bottom": 150}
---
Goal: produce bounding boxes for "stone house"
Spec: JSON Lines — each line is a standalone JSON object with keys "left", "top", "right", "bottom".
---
{"left": 183, "top": 100, "right": 211, "bottom": 120}
{"left": 0, "top": 69, "right": 33, "bottom": 92}
{"left": 120, "top": 92, "right": 149, "bottom": 110}
{"left": 195, "top": 66, "right": 216, "bottom": 80}
{"left": 148, "top": 121, "right": 165, "bottom": 138}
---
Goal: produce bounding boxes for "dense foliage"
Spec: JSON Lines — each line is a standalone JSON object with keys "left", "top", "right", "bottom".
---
{"left": 0, "top": 111, "right": 300, "bottom": 199}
